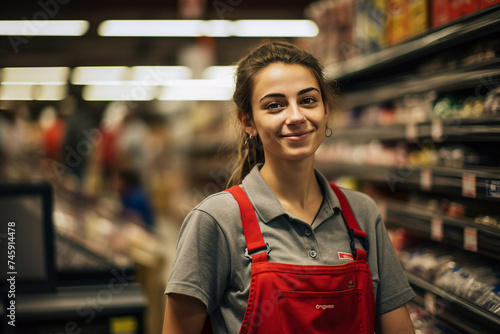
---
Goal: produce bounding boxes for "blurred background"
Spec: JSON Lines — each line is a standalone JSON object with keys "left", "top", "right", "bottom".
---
{"left": 0, "top": 0, "right": 499, "bottom": 333}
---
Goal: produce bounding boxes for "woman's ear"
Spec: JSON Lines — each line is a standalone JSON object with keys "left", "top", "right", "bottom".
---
{"left": 324, "top": 102, "right": 330, "bottom": 120}
{"left": 238, "top": 110, "right": 257, "bottom": 137}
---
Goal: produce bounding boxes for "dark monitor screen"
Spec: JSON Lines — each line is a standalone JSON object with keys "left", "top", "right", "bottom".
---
{"left": 0, "top": 182, "right": 56, "bottom": 294}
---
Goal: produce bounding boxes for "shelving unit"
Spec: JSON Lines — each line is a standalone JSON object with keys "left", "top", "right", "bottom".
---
{"left": 384, "top": 200, "right": 500, "bottom": 260}
{"left": 325, "top": 7, "right": 500, "bottom": 82}
{"left": 329, "top": 117, "right": 500, "bottom": 143}
{"left": 407, "top": 272, "right": 500, "bottom": 333}
{"left": 317, "top": 163, "right": 500, "bottom": 201}
{"left": 318, "top": 6, "right": 500, "bottom": 333}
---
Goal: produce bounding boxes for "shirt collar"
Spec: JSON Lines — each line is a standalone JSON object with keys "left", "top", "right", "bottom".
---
{"left": 241, "top": 164, "right": 341, "bottom": 224}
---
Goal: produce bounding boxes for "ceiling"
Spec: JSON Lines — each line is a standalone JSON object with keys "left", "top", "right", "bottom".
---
{"left": 1, "top": 0, "right": 315, "bottom": 68}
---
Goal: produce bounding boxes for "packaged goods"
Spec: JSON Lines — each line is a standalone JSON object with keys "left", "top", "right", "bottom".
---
{"left": 401, "top": 245, "right": 500, "bottom": 315}
{"left": 387, "top": 0, "right": 410, "bottom": 45}
{"left": 484, "top": 87, "right": 500, "bottom": 115}
{"left": 408, "top": 0, "right": 429, "bottom": 37}
{"left": 432, "top": 0, "right": 452, "bottom": 28}
{"left": 450, "top": 0, "right": 481, "bottom": 20}
{"left": 481, "top": 0, "right": 500, "bottom": 8}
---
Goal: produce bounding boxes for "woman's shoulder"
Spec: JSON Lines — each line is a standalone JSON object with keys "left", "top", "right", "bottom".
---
{"left": 191, "top": 188, "right": 241, "bottom": 223}
{"left": 335, "top": 186, "right": 380, "bottom": 217}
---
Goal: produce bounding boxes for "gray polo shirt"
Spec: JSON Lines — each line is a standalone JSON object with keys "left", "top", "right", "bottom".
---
{"left": 166, "top": 165, "right": 415, "bottom": 333}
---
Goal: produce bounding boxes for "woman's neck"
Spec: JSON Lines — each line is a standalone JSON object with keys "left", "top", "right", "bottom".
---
{"left": 260, "top": 157, "right": 322, "bottom": 210}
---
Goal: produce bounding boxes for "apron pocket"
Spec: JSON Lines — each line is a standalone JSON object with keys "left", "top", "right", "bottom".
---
{"left": 276, "top": 289, "right": 365, "bottom": 334}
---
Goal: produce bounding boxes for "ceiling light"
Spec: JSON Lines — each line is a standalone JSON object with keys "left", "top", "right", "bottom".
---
{"left": 35, "top": 85, "right": 67, "bottom": 101}
{"left": 131, "top": 66, "right": 192, "bottom": 84}
{"left": 202, "top": 66, "right": 236, "bottom": 80}
{"left": 1, "top": 67, "right": 69, "bottom": 84}
{"left": 98, "top": 20, "right": 205, "bottom": 37}
{"left": 98, "top": 20, "right": 318, "bottom": 37}
{"left": 82, "top": 85, "right": 157, "bottom": 101}
{"left": 0, "top": 20, "right": 89, "bottom": 36}
{"left": 158, "top": 80, "right": 234, "bottom": 101}
{"left": 0, "top": 84, "right": 67, "bottom": 101}
{"left": 72, "top": 66, "right": 192, "bottom": 85}
{"left": 71, "top": 67, "right": 129, "bottom": 85}
{"left": 233, "top": 20, "right": 319, "bottom": 37}
{"left": 0, "top": 84, "right": 32, "bottom": 100}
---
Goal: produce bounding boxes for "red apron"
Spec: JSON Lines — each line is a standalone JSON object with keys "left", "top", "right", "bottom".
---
{"left": 204, "top": 183, "right": 375, "bottom": 334}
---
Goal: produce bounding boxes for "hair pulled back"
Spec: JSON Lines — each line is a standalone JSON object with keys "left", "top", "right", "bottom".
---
{"left": 227, "top": 41, "right": 335, "bottom": 187}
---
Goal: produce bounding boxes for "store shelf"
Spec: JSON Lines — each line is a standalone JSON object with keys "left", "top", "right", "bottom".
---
{"left": 317, "top": 163, "right": 500, "bottom": 201}
{"left": 384, "top": 200, "right": 500, "bottom": 261}
{"left": 406, "top": 271, "right": 500, "bottom": 333}
{"left": 330, "top": 116, "right": 500, "bottom": 143}
{"left": 318, "top": 5, "right": 500, "bottom": 332}
{"left": 325, "top": 6, "right": 500, "bottom": 82}
{"left": 339, "top": 68, "right": 500, "bottom": 109}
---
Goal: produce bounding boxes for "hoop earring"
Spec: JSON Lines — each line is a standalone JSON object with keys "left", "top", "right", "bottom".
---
{"left": 325, "top": 125, "right": 333, "bottom": 138}
{"left": 244, "top": 134, "right": 253, "bottom": 146}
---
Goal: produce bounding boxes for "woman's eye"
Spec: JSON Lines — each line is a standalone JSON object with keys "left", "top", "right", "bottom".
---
{"left": 302, "top": 97, "right": 317, "bottom": 105}
{"left": 266, "top": 102, "right": 282, "bottom": 110}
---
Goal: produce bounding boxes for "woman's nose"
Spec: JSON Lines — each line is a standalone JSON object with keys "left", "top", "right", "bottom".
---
{"left": 285, "top": 102, "right": 306, "bottom": 125}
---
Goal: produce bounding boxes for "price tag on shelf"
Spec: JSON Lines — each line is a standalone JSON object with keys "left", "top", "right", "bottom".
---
{"left": 424, "top": 292, "right": 436, "bottom": 315}
{"left": 431, "top": 218, "right": 443, "bottom": 241}
{"left": 464, "top": 227, "right": 478, "bottom": 252}
{"left": 406, "top": 123, "right": 418, "bottom": 142}
{"left": 431, "top": 119, "right": 444, "bottom": 142}
{"left": 462, "top": 173, "right": 476, "bottom": 198}
{"left": 420, "top": 168, "right": 432, "bottom": 191}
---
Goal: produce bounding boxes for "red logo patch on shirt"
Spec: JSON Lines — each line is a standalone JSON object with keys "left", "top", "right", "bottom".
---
{"left": 338, "top": 252, "right": 353, "bottom": 260}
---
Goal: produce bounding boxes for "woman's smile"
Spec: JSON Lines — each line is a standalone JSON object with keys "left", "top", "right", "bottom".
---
{"left": 279, "top": 130, "right": 314, "bottom": 141}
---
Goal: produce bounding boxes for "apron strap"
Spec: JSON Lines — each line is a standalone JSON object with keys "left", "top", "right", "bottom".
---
{"left": 226, "top": 186, "right": 268, "bottom": 262}
{"left": 329, "top": 183, "right": 368, "bottom": 259}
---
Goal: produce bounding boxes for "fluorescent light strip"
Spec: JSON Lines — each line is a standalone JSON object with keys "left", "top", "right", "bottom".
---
{"left": 82, "top": 85, "right": 157, "bottom": 101}
{"left": 0, "top": 84, "right": 67, "bottom": 101}
{"left": 82, "top": 80, "right": 234, "bottom": 101}
{"left": 158, "top": 80, "right": 234, "bottom": 101}
{"left": 71, "top": 66, "right": 192, "bottom": 85}
{"left": 0, "top": 20, "right": 89, "bottom": 36}
{"left": 202, "top": 66, "right": 236, "bottom": 80}
{"left": 234, "top": 20, "right": 319, "bottom": 37}
{"left": 71, "top": 66, "right": 129, "bottom": 85}
{"left": 1, "top": 67, "right": 70, "bottom": 84}
{"left": 98, "top": 20, "right": 318, "bottom": 37}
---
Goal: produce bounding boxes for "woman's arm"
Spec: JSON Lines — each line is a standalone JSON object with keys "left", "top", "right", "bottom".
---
{"left": 375, "top": 304, "right": 415, "bottom": 334}
{"left": 162, "top": 293, "right": 208, "bottom": 334}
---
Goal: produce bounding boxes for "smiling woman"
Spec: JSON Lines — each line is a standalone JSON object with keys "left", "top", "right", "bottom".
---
{"left": 243, "top": 63, "right": 328, "bottom": 164}
{"left": 163, "top": 41, "right": 416, "bottom": 334}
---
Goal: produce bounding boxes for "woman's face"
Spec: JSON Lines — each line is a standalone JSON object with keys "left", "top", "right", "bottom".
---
{"left": 245, "top": 63, "right": 328, "bottom": 164}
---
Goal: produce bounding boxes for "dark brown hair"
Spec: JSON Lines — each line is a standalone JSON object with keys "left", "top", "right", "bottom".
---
{"left": 226, "top": 40, "right": 336, "bottom": 187}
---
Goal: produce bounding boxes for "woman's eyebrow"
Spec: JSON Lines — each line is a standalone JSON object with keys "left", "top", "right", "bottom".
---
{"left": 298, "top": 87, "right": 319, "bottom": 95}
{"left": 259, "top": 93, "right": 285, "bottom": 103}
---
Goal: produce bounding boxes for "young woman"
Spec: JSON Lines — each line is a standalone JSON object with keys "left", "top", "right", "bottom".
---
{"left": 163, "top": 41, "right": 415, "bottom": 334}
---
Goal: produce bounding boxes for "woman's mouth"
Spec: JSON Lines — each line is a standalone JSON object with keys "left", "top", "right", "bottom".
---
{"left": 280, "top": 130, "right": 313, "bottom": 141}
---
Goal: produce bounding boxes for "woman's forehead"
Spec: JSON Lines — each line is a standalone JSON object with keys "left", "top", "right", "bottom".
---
{"left": 252, "top": 63, "right": 320, "bottom": 96}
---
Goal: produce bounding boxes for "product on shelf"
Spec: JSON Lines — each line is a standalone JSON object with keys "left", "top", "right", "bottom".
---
{"left": 474, "top": 215, "right": 500, "bottom": 228}
{"left": 433, "top": 96, "right": 463, "bottom": 119}
{"left": 484, "top": 87, "right": 500, "bottom": 115}
{"left": 386, "top": 0, "right": 410, "bottom": 45}
{"left": 482, "top": 0, "right": 500, "bottom": 8}
{"left": 400, "top": 245, "right": 500, "bottom": 316}
{"left": 408, "top": 0, "right": 429, "bottom": 38}
{"left": 406, "top": 302, "right": 462, "bottom": 333}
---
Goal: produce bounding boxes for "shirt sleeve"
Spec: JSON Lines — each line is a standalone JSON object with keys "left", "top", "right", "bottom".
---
{"left": 165, "top": 207, "right": 231, "bottom": 314}
{"left": 374, "top": 214, "right": 416, "bottom": 314}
